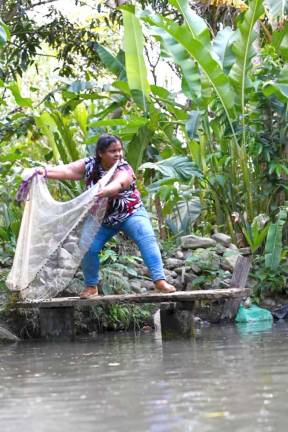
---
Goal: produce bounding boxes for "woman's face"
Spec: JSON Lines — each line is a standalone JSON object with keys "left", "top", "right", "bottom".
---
{"left": 99, "top": 140, "right": 123, "bottom": 169}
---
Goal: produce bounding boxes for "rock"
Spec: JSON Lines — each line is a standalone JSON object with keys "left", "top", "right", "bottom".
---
{"left": 133, "top": 266, "right": 149, "bottom": 277}
{"left": 181, "top": 235, "right": 216, "bottom": 249}
{"left": 58, "top": 248, "right": 75, "bottom": 269}
{"left": 215, "top": 243, "right": 226, "bottom": 255}
{"left": 221, "top": 250, "right": 241, "bottom": 271}
{"left": 130, "top": 279, "right": 142, "bottom": 293}
{"left": 63, "top": 241, "right": 79, "bottom": 255}
{"left": 219, "top": 278, "right": 231, "bottom": 288}
{"left": 211, "top": 277, "right": 221, "bottom": 289}
{"left": 243, "top": 297, "right": 252, "bottom": 308}
{"left": 175, "top": 250, "right": 185, "bottom": 259}
{"left": 186, "top": 282, "right": 196, "bottom": 291}
{"left": 141, "top": 280, "right": 155, "bottom": 290}
{"left": 184, "top": 272, "right": 198, "bottom": 284}
{"left": 164, "top": 269, "right": 177, "bottom": 278}
{"left": 261, "top": 298, "right": 276, "bottom": 308}
{"left": 173, "top": 276, "right": 184, "bottom": 290}
{"left": 188, "top": 249, "right": 220, "bottom": 271}
{"left": 166, "top": 275, "right": 177, "bottom": 285}
{"left": 211, "top": 233, "right": 232, "bottom": 247}
{"left": 164, "top": 258, "right": 184, "bottom": 269}
{"left": 239, "top": 247, "right": 252, "bottom": 256}
{"left": 0, "top": 326, "right": 19, "bottom": 343}
{"left": 229, "top": 244, "right": 239, "bottom": 251}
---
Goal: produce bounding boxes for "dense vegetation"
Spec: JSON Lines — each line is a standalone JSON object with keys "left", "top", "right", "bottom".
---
{"left": 1, "top": 0, "right": 288, "bottom": 301}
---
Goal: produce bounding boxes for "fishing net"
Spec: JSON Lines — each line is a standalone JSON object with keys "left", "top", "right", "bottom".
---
{"left": 6, "top": 165, "right": 117, "bottom": 300}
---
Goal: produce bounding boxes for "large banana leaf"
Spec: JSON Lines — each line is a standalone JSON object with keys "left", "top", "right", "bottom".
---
{"left": 95, "top": 43, "right": 126, "bottom": 81}
{"left": 140, "top": 155, "right": 203, "bottom": 180}
{"left": 212, "top": 27, "right": 236, "bottom": 74}
{"left": 265, "top": 208, "right": 287, "bottom": 270}
{"left": 229, "top": 0, "right": 264, "bottom": 111}
{"left": 126, "top": 125, "right": 154, "bottom": 170}
{"left": 169, "top": 0, "right": 210, "bottom": 45}
{"left": 141, "top": 11, "right": 236, "bottom": 123}
{"left": 50, "top": 112, "right": 80, "bottom": 162}
{"left": 36, "top": 111, "right": 80, "bottom": 163}
{"left": 35, "top": 112, "right": 61, "bottom": 162}
{"left": 156, "top": 0, "right": 208, "bottom": 100}
{"left": 122, "top": 6, "right": 150, "bottom": 111}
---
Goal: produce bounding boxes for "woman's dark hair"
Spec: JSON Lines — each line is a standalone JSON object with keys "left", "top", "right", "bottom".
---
{"left": 95, "top": 134, "right": 122, "bottom": 163}
{"left": 89, "top": 134, "right": 123, "bottom": 184}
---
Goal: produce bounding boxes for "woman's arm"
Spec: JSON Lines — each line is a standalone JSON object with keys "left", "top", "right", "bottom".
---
{"left": 37, "top": 159, "right": 86, "bottom": 181}
{"left": 97, "top": 169, "right": 133, "bottom": 198}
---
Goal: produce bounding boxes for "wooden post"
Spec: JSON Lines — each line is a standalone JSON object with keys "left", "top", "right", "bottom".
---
{"left": 220, "top": 256, "right": 251, "bottom": 320}
{"left": 160, "top": 301, "right": 195, "bottom": 339}
{"left": 39, "top": 307, "right": 75, "bottom": 340}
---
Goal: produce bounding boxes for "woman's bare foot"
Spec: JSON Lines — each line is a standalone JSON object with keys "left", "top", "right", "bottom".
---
{"left": 80, "top": 286, "right": 98, "bottom": 299}
{"left": 154, "top": 280, "right": 176, "bottom": 293}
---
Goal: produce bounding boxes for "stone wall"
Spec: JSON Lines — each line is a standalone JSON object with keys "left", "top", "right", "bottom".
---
{"left": 67, "top": 233, "right": 251, "bottom": 295}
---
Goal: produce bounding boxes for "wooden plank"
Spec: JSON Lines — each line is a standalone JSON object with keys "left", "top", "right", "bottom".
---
{"left": 219, "top": 256, "right": 252, "bottom": 321}
{"left": 16, "top": 288, "right": 250, "bottom": 309}
{"left": 230, "top": 256, "right": 252, "bottom": 288}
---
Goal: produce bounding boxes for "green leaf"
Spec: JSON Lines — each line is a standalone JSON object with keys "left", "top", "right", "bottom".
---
{"left": 263, "top": 65, "right": 288, "bottom": 102}
{"left": 140, "top": 156, "right": 203, "bottom": 180}
{"left": 112, "top": 81, "right": 131, "bottom": 96}
{"left": 141, "top": 11, "right": 236, "bottom": 122}
{"left": 0, "top": 20, "right": 10, "bottom": 47}
{"left": 212, "top": 27, "right": 236, "bottom": 74}
{"left": 229, "top": 0, "right": 264, "bottom": 110}
{"left": 95, "top": 43, "right": 126, "bottom": 80}
{"left": 50, "top": 112, "right": 80, "bottom": 162}
{"left": 151, "top": 85, "right": 170, "bottom": 98}
{"left": 74, "top": 102, "right": 88, "bottom": 136}
{"left": 8, "top": 82, "right": 32, "bottom": 108}
{"left": 126, "top": 125, "right": 154, "bottom": 170}
{"left": 67, "top": 80, "right": 97, "bottom": 93}
{"left": 89, "top": 118, "right": 148, "bottom": 128}
{"left": 272, "top": 23, "right": 288, "bottom": 60}
{"left": 185, "top": 110, "right": 202, "bottom": 139}
{"left": 265, "top": 208, "right": 287, "bottom": 270}
{"left": 122, "top": 7, "right": 150, "bottom": 111}
{"left": 35, "top": 112, "right": 60, "bottom": 162}
{"left": 169, "top": 0, "right": 210, "bottom": 45}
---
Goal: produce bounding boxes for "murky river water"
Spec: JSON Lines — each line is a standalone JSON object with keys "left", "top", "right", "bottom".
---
{"left": 1, "top": 321, "right": 288, "bottom": 432}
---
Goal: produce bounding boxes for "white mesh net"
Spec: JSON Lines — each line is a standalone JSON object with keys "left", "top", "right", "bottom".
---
{"left": 6, "top": 164, "right": 117, "bottom": 300}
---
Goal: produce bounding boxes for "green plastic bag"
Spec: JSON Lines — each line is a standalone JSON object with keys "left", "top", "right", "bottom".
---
{"left": 235, "top": 304, "right": 273, "bottom": 323}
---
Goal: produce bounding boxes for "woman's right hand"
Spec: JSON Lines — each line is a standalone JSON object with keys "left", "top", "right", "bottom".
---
{"left": 36, "top": 167, "right": 46, "bottom": 177}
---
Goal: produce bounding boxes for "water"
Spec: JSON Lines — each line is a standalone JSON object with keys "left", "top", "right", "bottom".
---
{"left": 1, "top": 321, "right": 288, "bottom": 432}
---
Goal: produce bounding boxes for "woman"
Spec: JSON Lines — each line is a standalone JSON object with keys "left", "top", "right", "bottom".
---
{"left": 37, "top": 134, "right": 176, "bottom": 298}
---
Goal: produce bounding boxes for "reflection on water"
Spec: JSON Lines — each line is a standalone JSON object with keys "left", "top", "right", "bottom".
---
{"left": 236, "top": 320, "right": 273, "bottom": 336}
{"left": 1, "top": 321, "right": 288, "bottom": 432}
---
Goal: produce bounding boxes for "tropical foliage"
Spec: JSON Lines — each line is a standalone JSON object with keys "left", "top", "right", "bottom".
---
{"left": 1, "top": 1, "right": 288, "bottom": 297}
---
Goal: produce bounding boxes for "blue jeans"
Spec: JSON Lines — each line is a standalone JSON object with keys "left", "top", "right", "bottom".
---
{"left": 81, "top": 206, "right": 165, "bottom": 286}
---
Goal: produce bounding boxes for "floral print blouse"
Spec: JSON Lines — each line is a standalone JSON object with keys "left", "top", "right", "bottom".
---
{"left": 84, "top": 157, "right": 142, "bottom": 225}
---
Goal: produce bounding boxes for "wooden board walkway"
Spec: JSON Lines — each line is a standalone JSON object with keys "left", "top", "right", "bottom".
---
{"left": 17, "top": 287, "right": 250, "bottom": 308}
{"left": 15, "top": 256, "right": 252, "bottom": 340}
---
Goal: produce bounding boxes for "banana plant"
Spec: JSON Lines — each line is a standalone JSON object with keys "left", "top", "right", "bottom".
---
{"left": 139, "top": 0, "right": 262, "bottom": 220}
{"left": 121, "top": 5, "right": 150, "bottom": 112}
{"left": 265, "top": 207, "right": 287, "bottom": 270}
